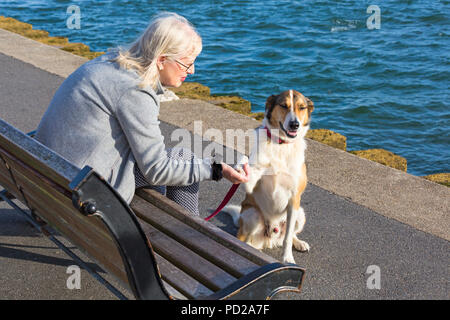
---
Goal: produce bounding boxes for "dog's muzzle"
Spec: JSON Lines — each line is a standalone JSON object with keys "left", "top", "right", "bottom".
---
{"left": 279, "top": 121, "right": 298, "bottom": 138}
{"left": 288, "top": 120, "right": 299, "bottom": 131}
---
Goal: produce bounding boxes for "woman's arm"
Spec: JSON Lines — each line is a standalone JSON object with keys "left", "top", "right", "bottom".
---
{"left": 115, "top": 87, "right": 212, "bottom": 186}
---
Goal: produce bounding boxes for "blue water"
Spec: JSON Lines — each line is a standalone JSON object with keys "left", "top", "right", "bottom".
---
{"left": 1, "top": 0, "right": 449, "bottom": 175}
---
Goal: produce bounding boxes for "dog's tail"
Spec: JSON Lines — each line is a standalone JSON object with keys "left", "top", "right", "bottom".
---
{"left": 221, "top": 204, "right": 241, "bottom": 227}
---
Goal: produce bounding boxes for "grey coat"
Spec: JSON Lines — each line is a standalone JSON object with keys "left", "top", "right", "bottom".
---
{"left": 35, "top": 52, "right": 213, "bottom": 203}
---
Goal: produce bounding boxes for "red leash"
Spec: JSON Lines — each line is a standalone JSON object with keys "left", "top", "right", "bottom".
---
{"left": 204, "top": 183, "right": 240, "bottom": 221}
{"left": 205, "top": 127, "right": 284, "bottom": 222}
{"left": 205, "top": 128, "right": 280, "bottom": 221}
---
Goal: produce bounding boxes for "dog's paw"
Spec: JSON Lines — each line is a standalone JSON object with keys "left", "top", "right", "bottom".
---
{"left": 282, "top": 254, "right": 296, "bottom": 264}
{"left": 293, "top": 238, "right": 310, "bottom": 252}
{"left": 237, "top": 155, "right": 249, "bottom": 166}
{"left": 234, "top": 155, "right": 249, "bottom": 173}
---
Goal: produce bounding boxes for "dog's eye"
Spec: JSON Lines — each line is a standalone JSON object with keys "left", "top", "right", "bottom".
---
{"left": 299, "top": 106, "right": 307, "bottom": 110}
{"left": 279, "top": 104, "right": 288, "bottom": 109}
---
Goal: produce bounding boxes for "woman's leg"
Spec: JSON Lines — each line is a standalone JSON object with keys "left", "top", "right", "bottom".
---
{"left": 134, "top": 148, "right": 200, "bottom": 216}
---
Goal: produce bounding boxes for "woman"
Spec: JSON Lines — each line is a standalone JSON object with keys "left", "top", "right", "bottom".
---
{"left": 35, "top": 12, "right": 249, "bottom": 216}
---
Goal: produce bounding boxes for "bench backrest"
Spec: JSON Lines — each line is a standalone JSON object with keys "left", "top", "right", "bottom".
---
{"left": 0, "top": 118, "right": 169, "bottom": 300}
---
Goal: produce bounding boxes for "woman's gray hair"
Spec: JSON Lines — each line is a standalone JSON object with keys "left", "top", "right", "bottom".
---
{"left": 113, "top": 12, "right": 202, "bottom": 89}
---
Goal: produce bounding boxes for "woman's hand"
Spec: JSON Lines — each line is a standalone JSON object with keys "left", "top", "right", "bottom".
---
{"left": 221, "top": 163, "right": 250, "bottom": 184}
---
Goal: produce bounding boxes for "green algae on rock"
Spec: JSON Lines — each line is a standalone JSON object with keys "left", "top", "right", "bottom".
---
{"left": 306, "top": 129, "right": 347, "bottom": 151}
{"left": 169, "top": 82, "right": 211, "bottom": 99}
{"left": 349, "top": 148, "right": 407, "bottom": 172}
{"left": 169, "top": 82, "right": 260, "bottom": 118}
{"left": 59, "top": 42, "right": 104, "bottom": 60}
{"left": 422, "top": 173, "right": 450, "bottom": 188}
{"left": 0, "top": 16, "right": 104, "bottom": 60}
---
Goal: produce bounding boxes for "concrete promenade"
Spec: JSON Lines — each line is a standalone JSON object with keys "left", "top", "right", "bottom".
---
{"left": 0, "top": 29, "right": 448, "bottom": 299}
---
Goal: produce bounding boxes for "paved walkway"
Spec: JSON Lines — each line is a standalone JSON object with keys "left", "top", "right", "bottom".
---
{"left": 0, "top": 29, "right": 448, "bottom": 299}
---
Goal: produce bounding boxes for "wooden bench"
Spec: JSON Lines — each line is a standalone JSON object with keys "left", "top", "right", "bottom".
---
{"left": 0, "top": 118, "right": 306, "bottom": 300}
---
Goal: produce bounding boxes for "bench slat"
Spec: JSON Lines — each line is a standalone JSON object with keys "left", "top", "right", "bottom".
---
{"left": 3, "top": 154, "right": 112, "bottom": 239}
{"left": 138, "top": 221, "right": 237, "bottom": 292}
{"left": 19, "top": 184, "right": 122, "bottom": 263}
{"left": 18, "top": 188, "right": 129, "bottom": 284}
{"left": 155, "top": 253, "right": 214, "bottom": 299}
{"left": 161, "top": 281, "right": 188, "bottom": 300}
{"left": 132, "top": 196, "right": 260, "bottom": 278}
{"left": 0, "top": 122, "right": 79, "bottom": 186}
{"left": 0, "top": 166, "right": 25, "bottom": 202}
{"left": 136, "top": 188, "right": 278, "bottom": 266}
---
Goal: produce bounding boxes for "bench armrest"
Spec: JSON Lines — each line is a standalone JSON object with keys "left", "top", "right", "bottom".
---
{"left": 203, "top": 262, "right": 305, "bottom": 300}
{"left": 70, "top": 166, "right": 170, "bottom": 300}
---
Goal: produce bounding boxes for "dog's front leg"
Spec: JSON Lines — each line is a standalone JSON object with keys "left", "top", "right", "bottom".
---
{"left": 282, "top": 203, "right": 297, "bottom": 264}
{"left": 244, "top": 166, "right": 264, "bottom": 195}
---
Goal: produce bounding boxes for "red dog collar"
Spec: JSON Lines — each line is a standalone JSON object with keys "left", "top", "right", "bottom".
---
{"left": 264, "top": 126, "right": 286, "bottom": 144}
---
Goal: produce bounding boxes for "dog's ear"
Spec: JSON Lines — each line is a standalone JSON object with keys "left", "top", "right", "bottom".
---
{"left": 265, "top": 95, "right": 277, "bottom": 112}
{"left": 305, "top": 97, "right": 314, "bottom": 114}
{"left": 265, "top": 95, "right": 277, "bottom": 120}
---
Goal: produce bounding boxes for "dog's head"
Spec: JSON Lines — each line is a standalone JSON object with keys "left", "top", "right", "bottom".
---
{"left": 264, "top": 90, "right": 314, "bottom": 141}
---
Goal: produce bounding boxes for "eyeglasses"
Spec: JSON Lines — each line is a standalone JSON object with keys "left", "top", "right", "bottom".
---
{"left": 174, "top": 59, "right": 195, "bottom": 72}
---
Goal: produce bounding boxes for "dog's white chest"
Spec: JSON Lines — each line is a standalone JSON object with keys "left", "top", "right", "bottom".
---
{"left": 248, "top": 143, "right": 305, "bottom": 215}
{"left": 260, "top": 141, "right": 304, "bottom": 182}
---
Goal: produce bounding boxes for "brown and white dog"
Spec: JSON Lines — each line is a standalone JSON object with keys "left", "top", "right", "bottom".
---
{"left": 225, "top": 90, "right": 314, "bottom": 264}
